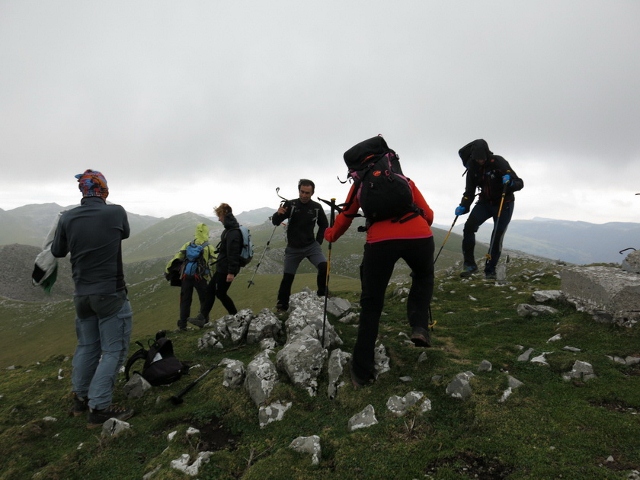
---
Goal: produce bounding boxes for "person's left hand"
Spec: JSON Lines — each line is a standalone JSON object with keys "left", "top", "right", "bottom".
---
{"left": 226, "top": 273, "right": 235, "bottom": 282}
{"left": 502, "top": 174, "right": 511, "bottom": 185}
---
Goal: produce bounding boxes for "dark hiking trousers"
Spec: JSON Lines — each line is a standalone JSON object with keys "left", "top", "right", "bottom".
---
{"left": 179, "top": 276, "right": 208, "bottom": 324}
{"left": 203, "top": 271, "right": 238, "bottom": 316}
{"left": 462, "top": 200, "right": 514, "bottom": 274}
{"left": 352, "top": 237, "right": 435, "bottom": 382}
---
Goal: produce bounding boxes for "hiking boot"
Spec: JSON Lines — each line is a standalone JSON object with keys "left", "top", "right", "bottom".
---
{"left": 316, "top": 289, "right": 327, "bottom": 297}
{"left": 485, "top": 272, "right": 497, "bottom": 280}
{"left": 176, "top": 319, "right": 188, "bottom": 331}
{"left": 350, "top": 366, "right": 373, "bottom": 389}
{"left": 410, "top": 327, "right": 431, "bottom": 348}
{"left": 460, "top": 265, "right": 478, "bottom": 278}
{"left": 187, "top": 313, "right": 206, "bottom": 328}
{"left": 70, "top": 393, "right": 88, "bottom": 417}
{"left": 87, "top": 405, "right": 134, "bottom": 428}
{"left": 275, "top": 303, "right": 288, "bottom": 313}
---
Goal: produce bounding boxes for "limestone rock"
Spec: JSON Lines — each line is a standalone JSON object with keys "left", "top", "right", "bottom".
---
{"left": 289, "top": 435, "right": 321, "bottom": 465}
{"left": 348, "top": 404, "right": 378, "bottom": 431}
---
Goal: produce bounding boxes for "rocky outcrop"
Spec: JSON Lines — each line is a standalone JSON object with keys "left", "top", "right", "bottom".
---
{"left": 561, "top": 265, "right": 640, "bottom": 326}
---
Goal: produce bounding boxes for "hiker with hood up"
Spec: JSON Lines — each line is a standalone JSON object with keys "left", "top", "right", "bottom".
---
{"left": 165, "top": 223, "right": 216, "bottom": 331}
{"left": 197, "top": 203, "right": 241, "bottom": 320}
{"left": 455, "top": 139, "right": 524, "bottom": 279}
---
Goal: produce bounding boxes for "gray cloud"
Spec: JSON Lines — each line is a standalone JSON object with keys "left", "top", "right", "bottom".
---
{"left": 1, "top": 1, "right": 639, "bottom": 223}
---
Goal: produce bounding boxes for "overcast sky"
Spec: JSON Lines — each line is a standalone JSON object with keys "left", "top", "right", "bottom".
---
{"left": 1, "top": 1, "right": 639, "bottom": 225}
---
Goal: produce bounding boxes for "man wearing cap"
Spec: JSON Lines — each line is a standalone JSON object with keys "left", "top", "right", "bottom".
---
{"left": 454, "top": 139, "right": 524, "bottom": 279}
{"left": 51, "top": 169, "right": 134, "bottom": 427}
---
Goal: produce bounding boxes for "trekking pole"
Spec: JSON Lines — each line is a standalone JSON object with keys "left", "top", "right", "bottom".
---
{"left": 169, "top": 363, "right": 218, "bottom": 405}
{"left": 486, "top": 182, "right": 508, "bottom": 263}
{"left": 318, "top": 197, "right": 338, "bottom": 348}
{"left": 247, "top": 188, "right": 290, "bottom": 288}
{"left": 247, "top": 219, "right": 279, "bottom": 289}
{"left": 434, "top": 215, "right": 459, "bottom": 265}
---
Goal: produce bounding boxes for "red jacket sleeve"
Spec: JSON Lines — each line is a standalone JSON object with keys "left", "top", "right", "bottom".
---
{"left": 324, "top": 184, "right": 359, "bottom": 243}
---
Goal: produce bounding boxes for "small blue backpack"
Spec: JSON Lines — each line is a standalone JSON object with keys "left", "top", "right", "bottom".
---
{"left": 181, "top": 241, "right": 209, "bottom": 279}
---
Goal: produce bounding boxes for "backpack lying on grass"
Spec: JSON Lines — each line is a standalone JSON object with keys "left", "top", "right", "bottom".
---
{"left": 124, "top": 331, "right": 189, "bottom": 386}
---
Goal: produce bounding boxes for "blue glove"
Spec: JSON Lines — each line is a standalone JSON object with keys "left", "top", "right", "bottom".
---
{"left": 502, "top": 174, "right": 511, "bottom": 185}
{"left": 455, "top": 205, "right": 467, "bottom": 216}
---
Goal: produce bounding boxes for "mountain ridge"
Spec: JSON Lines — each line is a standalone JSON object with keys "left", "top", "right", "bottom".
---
{"left": 3, "top": 202, "right": 638, "bottom": 265}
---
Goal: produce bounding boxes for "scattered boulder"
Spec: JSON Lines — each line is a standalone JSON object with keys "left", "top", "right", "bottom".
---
{"left": 386, "top": 391, "right": 431, "bottom": 416}
{"left": 244, "top": 351, "right": 279, "bottom": 406}
{"left": 170, "top": 452, "right": 213, "bottom": 476}
{"left": 532, "top": 290, "right": 564, "bottom": 303}
{"left": 102, "top": 418, "right": 131, "bottom": 437}
{"left": 517, "top": 347, "right": 535, "bottom": 362}
{"left": 285, "top": 293, "right": 343, "bottom": 348}
{"left": 621, "top": 250, "right": 640, "bottom": 274}
{"left": 220, "top": 358, "right": 245, "bottom": 388}
{"left": 246, "top": 308, "right": 282, "bottom": 345}
{"left": 123, "top": 373, "right": 152, "bottom": 399}
{"left": 517, "top": 304, "right": 559, "bottom": 317}
{"left": 197, "top": 331, "right": 224, "bottom": 350}
{"left": 348, "top": 404, "right": 378, "bottom": 431}
{"left": 478, "top": 360, "right": 492, "bottom": 372}
{"left": 276, "top": 333, "right": 327, "bottom": 396}
{"left": 325, "top": 297, "right": 353, "bottom": 317}
{"left": 259, "top": 401, "right": 292, "bottom": 428}
{"left": 562, "top": 360, "right": 596, "bottom": 381}
{"left": 374, "top": 343, "right": 390, "bottom": 377}
{"left": 446, "top": 372, "right": 474, "bottom": 400}
{"left": 561, "top": 265, "right": 640, "bottom": 327}
{"left": 289, "top": 435, "right": 321, "bottom": 465}
{"left": 327, "top": 348, "right": 351, "bottom": 400}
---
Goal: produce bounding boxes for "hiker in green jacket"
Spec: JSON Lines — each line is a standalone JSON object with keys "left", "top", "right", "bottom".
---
{"left": 165, "top": 223, "right": 216, "bottom": 331}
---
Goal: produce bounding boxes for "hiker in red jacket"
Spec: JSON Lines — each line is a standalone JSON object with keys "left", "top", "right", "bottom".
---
{"left": 325, "top": 136, "right": 435, "bottom": 388}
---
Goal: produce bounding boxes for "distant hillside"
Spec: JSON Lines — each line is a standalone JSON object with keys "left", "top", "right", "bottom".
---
{"left": 0, "top": 203, "right": 162, "bottom": 248}
{"left": 434, "top": 217, "right": 640, "bottom": 265}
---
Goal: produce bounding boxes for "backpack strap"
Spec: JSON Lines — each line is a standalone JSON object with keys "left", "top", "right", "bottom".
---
{"left": 124, "top": 341, "right": 148, "bottom": 381}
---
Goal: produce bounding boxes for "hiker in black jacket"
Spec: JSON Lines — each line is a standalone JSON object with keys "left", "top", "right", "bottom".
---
{"left": 455, "top": 139, "right": 524, "bottom": 279}
{"left": 199, "top": 203, "right": 241, "bottom": 321}
{"left": 271, "top": 179, "right": 328, "bottom": 312}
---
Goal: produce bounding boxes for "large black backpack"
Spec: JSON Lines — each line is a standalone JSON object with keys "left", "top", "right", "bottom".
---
{"left": 124, "top": 332, "right": 188, "bottom": 386}
{"left": 343, "top": 136, "right": 420, "bottom": 225}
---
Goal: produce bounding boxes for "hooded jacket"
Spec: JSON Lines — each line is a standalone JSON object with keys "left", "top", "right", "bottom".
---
{"left": 459, "top": 139, "right": 524, "bottom": 209}
{"left": 165, "top": 223, "right": 217, "bottom": 282}
{"left": 216, "top": 213, "right": 243, "bottom": 276}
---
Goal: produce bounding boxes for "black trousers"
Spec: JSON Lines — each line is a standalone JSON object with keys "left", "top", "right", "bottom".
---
{"left": 203, "top": 271, "right": 238, "bottom": 316}
{"left": 462, "top": 200, "right": 514, "bottom": 274}
{"left": 352, "top": 237, "right": 435, "bottom": 382}
{"left": 179, "top": 276, "right": 208, "bottom": 322}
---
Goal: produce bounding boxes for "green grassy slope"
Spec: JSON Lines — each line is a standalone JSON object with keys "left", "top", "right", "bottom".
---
{"left": 2, "top": 257, "right": 640, "bottom": 479}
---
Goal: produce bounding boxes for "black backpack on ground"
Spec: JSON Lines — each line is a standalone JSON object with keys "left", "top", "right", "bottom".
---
{"left": 124, "top": 331, "right": 189, "bottom": 386}
{"left": 343, "top": 135, "right": 421, "bottom": 225}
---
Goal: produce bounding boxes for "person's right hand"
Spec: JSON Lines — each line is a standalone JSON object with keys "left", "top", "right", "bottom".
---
{"left": 455, "top": 205, "right": 468, "bottom": 216}
{"left": 277, "top": 205, "right": 288, "bottom": 215}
